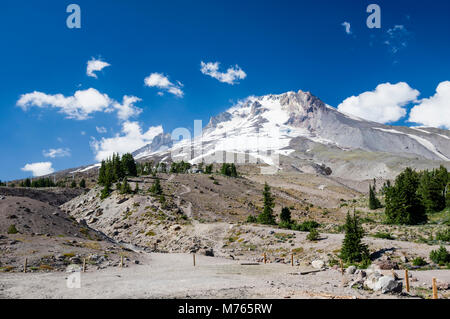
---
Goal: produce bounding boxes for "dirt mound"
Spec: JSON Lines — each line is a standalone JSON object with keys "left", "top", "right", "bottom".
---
{"left": 0, "top": 196, "right": 98, "bottom": 238}
{"left": 0, "top": 187, "right": 84, "bottom": 206}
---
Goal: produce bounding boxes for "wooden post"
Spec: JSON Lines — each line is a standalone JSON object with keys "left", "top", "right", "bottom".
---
{"left": 24, "top": 258, "right": 27, "bottom": 273}
{"left": 291, "top": 254, "right": 294, "bottom": 267}
{"left": 340, "top": 259, "right": 344, "bottom": 275}
{"left": 82, "top": 258, "right": 86, "bottom": 273}
{"left": 404, "top": 269, "right": 410, "bottom": 293}
{"left": 432, "top": 278, "right": 438, "bottom": 299}
{"left": 263, "top": 253, "right": 267, "bottom": 264}
{"left": 120, "top": 256, "right": 124, "bottom": 268}
{"left": 193, "top": 254, "right": 196, "bottom": 267}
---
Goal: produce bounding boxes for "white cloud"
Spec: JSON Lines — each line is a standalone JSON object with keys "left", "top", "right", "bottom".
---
{"left": 337, "top": 82, "right": 419, "bottom": 123}
{"left": 409, "top": 81, "right": 450, "bottom": 129}
{"left": 96, "top": 126, "right": 107, "bottom": 134}
{"left": 43, "top": 148, "right": 71, "bottom": 158}
{"left": 17, "top": 88, "right": 112, "bottom": 120}
{"left": 21, "top": 162, "right": 54, "bottom": 177}
{"left": 90, "top": 121, "right": 164, "bottom": 161}
{"left": 341, "top": 22, "right": 352, "bottom": 35}
{"left": 17, "top": 88, "right": 142, "bottom": 121}
{"left": 200, "top": 61, "right": 247, "bottom": 85}
{"left": 144, "top": 73, "right": 184, "bottom": 97}
{"left": 87, "top": 58, "right": 110, "bottom": 78}
{"left": 113, "top": 95, "right": 143, "bottom": 121}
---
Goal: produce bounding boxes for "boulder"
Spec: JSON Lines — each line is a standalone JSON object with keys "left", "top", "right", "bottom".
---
{"left": 364, "top": 272, "right": 382, "bottom": 290}
{"left": 170, "top": 225, "right": 182, "bottom": 231}
{"left": 374, "top": 276, "right": 402, "bottom": 294}
{"left": 311, "top": 260, "right": 325, "bottom": 269}
{"left": 346, "top": 265, "right": 357, "bottom": 275}
{"left": 199, "top": 248, "right": 214, "bottom": 257}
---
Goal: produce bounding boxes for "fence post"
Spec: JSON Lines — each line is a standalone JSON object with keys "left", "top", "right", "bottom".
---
{"left": 120, "top": 256, "right": 124, "bottom": 268}
{"left": 291, "top": 254, "right": 294, "bottom": 267}
{"left": 82, "top": 258, "right": 86, "bottom": 273}
{"left": 263, "top": 253, "right": 267, "bottom": 264}
{"left": 432, "top": 278, "right": 438, "bottom": 299}
{"left": 24, "top": 258, "right": 27, "bottom": 273}
{"left": 404, "top": 269, "right": 410, "bottom": 293}
{"left": 340, "top": 259, "right": 344, "bottom": 275}
{"left": 193, "top": 253, "right": 196, "bottom": 267}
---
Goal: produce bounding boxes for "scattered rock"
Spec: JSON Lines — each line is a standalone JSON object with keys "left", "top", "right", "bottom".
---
{"left": 374, "top": 260, "right": 399, "bottom": 270}
{"left": 170, "top": 225, "right": 182, "bottom": 231}
{"left": 346, "top": 265, "right": 357, "bottom": 275}
{"left": 374, "top": 276, "right": 402, "bottom": 294}
{"left": 311, "top": 260, "right": 325, "bottom": 269}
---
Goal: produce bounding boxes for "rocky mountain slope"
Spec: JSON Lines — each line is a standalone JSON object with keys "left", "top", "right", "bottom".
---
{"left": 134, "top": 90, "right": 450, "bottom": 180}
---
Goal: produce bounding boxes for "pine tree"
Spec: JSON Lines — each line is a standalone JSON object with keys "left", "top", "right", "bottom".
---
{"left": 101, "top": 180, "right": 112, "bottom": 199}
{"left": 98, "top": 160, "right": 107, "bottom": 185}
{"left": 369, "top": 184, "right": 382, "bottom": 210}
{"left": 150, "top": 177, "right": 163, "bottom": 195}
{"left": 79, "top": 179, "right": 86, "bottom": 188}
{"left": 257, "top": 183, "right": 276, "bottom": 225}
{"left": 120, "top": 178, "right": 132, "bottom": 194}
{"left": 121, "top": 153, "right": 137, "bottom": 177}
{"left": 280, "top": 207, "right": 291, "bottom": 224}
{"left": 446, "top": 183, "right": 450, "bottom": 208}
{"left": 340, "top": 211, "right": 370, "bottom": 263}
{"left": 385, "top": 167, "right": 427, "bottom": 225}
{"left": 70, "top": 180, "right": 77, "bottom": 188}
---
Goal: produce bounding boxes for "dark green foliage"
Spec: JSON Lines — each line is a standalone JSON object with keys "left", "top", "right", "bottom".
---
{"left": 435, "top": 228, "right": 450, "bottom": 242}
{"left": 170, "top": 161, "right": 191, "bottom": 174}
{"left": 340, "top": 211, "right": 370, "bottom": 263}
{"left": 70, "top": 180, "right": 77, "bottom": 188}
{"left": 134, "top": 182, "right": 140, "bottom": 194}
{"left": 412, "top": 257, "right": 427, "bottom": 267}
{"left": 20, "top": 177, "right": 55, "bottom": 188}
{"left": 306, "top": 228, "right": 320, "bottom": 241}
{"left": 280, "top": 207, "right": 291, "bottom": 224}
{"left": 369, "top": 184, "right": 382, "bottom": 210}
{"left": 7, "top": 224, "right": 18, "bottom": 234}
{"left": 120, "top": 178, "right": 132, "bottom": 194}
{"left": 79, "top": 179, "right": 86, "bottom": 188}
{"left": 429, "top": 246, "right": 450, "bottom": 265}
{"left": 290, "top": 220, "right": 320, "bottom": 232}
{"left": 220, "top": 163, "right": 238, "bottom": 177}
{"left": 204, "top": 164, "right": 213, "bottom": 174}
{"left": 384, "top": 167, "right": 427, "bottom": 225}
{"left": 121, "top": 153, "right": 137, "bottom": 177}
{"left": 246, "top": 215, "right": 257, "bottom": 223}
{"left": 257, "top": 183, "right": 276, "bottom": 225}
{"left": 418, "top": 166, "right": 448, "bottom": 213}
{"left": 98, "top": 153, "right": 137, "bottom": 186}
{"left": 372, "top": 232, "right": 394, "bottom": 240}
{"left": 0, "top": 180, "right": 5, "bottom": 186}
{"left": 150, "top": 178, "right": 163, "bottom": 195}
{"left": 100, "top": 181, "right": 112, "bottom": 199}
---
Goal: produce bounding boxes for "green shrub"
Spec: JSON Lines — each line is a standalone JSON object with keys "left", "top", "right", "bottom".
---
{"left": 430, "top": 246, "right": 450, "bottom": 265}
{"left": 306, "top": 228, "right": 319, "bottom": 241}
{"left": 7, "top": 224, "right": 18, "bottom": 234}
{"left": 246, "top": 215, "right": 257, "bottom": 223}
{"left": 435, "top": 228, "right": 450, "bottom": 242}
{"left": 412, "top": 257, "right": 427, "bottom": 266}
{"left": 372, "top": 232, "right": 394, "bottom": 240}
{"left": 291, "top": 220, "right": 320, "bottom": 232}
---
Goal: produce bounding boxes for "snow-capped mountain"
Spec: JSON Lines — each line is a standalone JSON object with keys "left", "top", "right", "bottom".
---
{"left": 133, "top": 90, "right": 450, "bottom": 180}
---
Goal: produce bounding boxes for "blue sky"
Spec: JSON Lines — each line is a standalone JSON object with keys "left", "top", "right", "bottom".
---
{"left": 1, "top": 0, "right": 449, "bottom": 180}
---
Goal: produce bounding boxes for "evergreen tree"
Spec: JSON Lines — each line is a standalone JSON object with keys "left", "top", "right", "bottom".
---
{"left": 120, "top": 178, "right": 132, "bottom": 194}
{"left": 385, "top": 167, "right": 427, "bottom": 225}
{"left": 134, "top": 182, "right": 140, "bottom": 194}
{"left": 369, "top": 184, "right": 382, "bottom": 210}
{"left": 79, "top": 179, "right": 86, "bottom": 188}
{"left": 418, "top": 166, "right": 448, "bottom": 213}
{"left": 98, "top": 160, "right": 107, "bottom": 185}
{"left": 205, "top": 164, "right": 213, "bottom": 174}
{"left": 340, "top": 211, "right": 370, "bottom": 263}
{"left": 150, "top": 177, "right": 163, "bottom": 195}
{"left": 121, "top": 153, "right": 137, "bottom": 177}
{"left": 280, "top": 207, "right": 291, "bottom": 224}
{"left": 100, "top": 180, "right": 112, "bottom": 199}
{"left": 446, "top": 183, "right": 450, "bottom": 208}
{"left": 257, "top": 183, "right": 276, "bottom": 225}
{"left": 70, "top": 180, "right": 77, "bottom": 188}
